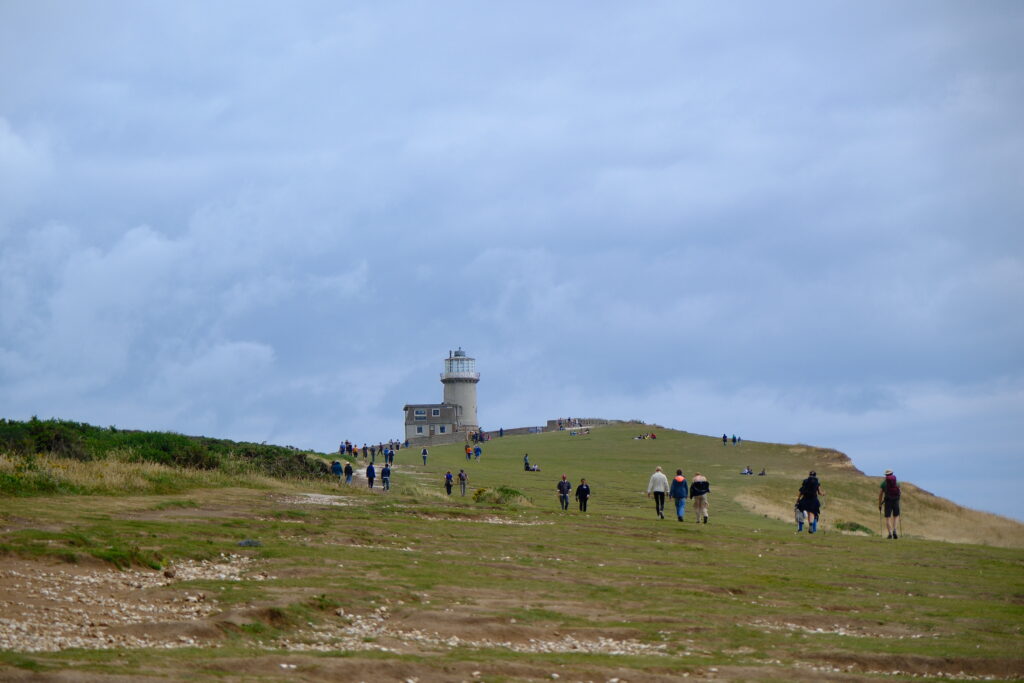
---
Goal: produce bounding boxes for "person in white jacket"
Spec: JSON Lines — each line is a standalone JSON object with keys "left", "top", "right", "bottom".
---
{"left": 646, "top": 466, "right": 670, "bottom": 519}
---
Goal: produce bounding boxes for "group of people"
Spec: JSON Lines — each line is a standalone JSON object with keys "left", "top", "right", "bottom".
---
{"left": 443, "top": 469, "right": 471, "bottom": 496}
{"left": 722, "top": 434, "right": 742, "bottom": 445}
{"left": 338, "top": 440, "right": 406, "bottom": 464}
{"left": 556, "top": 474, "right": 591, "bottom": 511}
{"left": 464, "top": 443, "right": 483, "bottom": 460}
{"left": 646, "top": 467, "right": 710, "bottom": 522}
{"left": 740, "top": 466, "right": 766, "bottom": 476}
{"left": 793, "top": 468, "right": 901, "bottom": 538}
{"left": 633, "top": 432, "right": 658, "bottom": 440}
{"left": 329, "top": 459, "right": 392, "bottom": 491}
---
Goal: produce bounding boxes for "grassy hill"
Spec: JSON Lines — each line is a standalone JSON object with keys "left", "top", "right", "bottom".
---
{"left": 1, "top": 420, "right": 1022, "bottom": 681}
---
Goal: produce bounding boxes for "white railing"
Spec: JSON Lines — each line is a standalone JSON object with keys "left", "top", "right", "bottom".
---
{"left": 440, "top": 371, "right": 480, "bottom": 380}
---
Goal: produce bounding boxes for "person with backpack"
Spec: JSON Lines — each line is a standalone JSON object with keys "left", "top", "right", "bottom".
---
{"left": 458, "top": 469, "right": 468, "bottom": 496}
{"left": 575, "top": 478, "right": 591, "bottom": 512}
{"left": 878, "top": 469, "right": 901, "bottom": 539}
{"left": 689, "top": 472, "right": 710, "bottom": 523}
{"left": 647, "top": 466, "right": 670, "bottom": 519}
{"left": 366, "top": 462, "right": 376, "bottom": 489}
{"left": 444, "top": 470, "right": 454, "bottom": 495}
{"left": 381, "top": 463, "right": 392, "bottom": 491}
{"left": 557, "top": 474, "right": 573, "bottom": 510}
{"left": 330, "top": 460, "right": 343, "bottom": 486}
{"left": 796, "top": 470, "right": 823, "bottom": 533}
{"left": 669, "top": 469, "right": 688, "bottom": 522}
{"left": 343, "top": 461, "right": 354, "bottom": 485}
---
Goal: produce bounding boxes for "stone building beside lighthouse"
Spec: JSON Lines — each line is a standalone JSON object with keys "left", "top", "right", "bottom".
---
{"left": 402, "top": 348, "right": 480, "bottom": 443}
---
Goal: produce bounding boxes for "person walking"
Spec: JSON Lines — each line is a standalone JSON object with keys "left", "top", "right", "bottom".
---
{"left": 381, "top": 463, "right": 391, "bottom": 491}
{"left": 473, "top": 445, "right": 482, "bottom": 460}
{"left": 647, "top": 466, "right": 670, "bottom": 519}
{"left": 722, "top": 434, "right": 728, "bottom": 446}
{"left": 689, "top": 472, "right": 710, "bottom": 523}
{"left": 444, "top": 470, "right": 454, "bottom": 495}
{"left": 465, "top": 444, "right": 472, "bottom": 461}
{"left": 878, "top": 469, "right": 901, "bottom": 539}
{"left": 796, "top": 470, "right": 824, "bottom": 534}
{"left": 344, "top": 461, "right": 354, "bottom": 485}
{"left": 669, "top": 469, "right": 689, "bottom": 521}
{"left": 330, "top": 460, "right": 343, "bottom": 486}
{"left": 458, "top": 469, "right": 468, "bottom": 496}
{"left": 557, "top": 474, "right": 572, "bottom": 510}
{"left": 575, "top": 478, "right": 591, "bottom": 512}
{"left": 366, "top": 462, "right": 376, "bottom": 489}
{"left": 421, "top": 446, "right": 429, "bottom": 465}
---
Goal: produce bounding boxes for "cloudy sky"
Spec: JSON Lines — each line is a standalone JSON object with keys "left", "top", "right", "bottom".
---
{"left": 1, "top": 2, "right": 1022, "bottom": 519}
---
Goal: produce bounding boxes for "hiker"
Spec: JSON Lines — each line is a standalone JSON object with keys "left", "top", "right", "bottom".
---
{"left": 421, "top": 447, "right": 428, "bottom": 465}
{"left": 647, "top": 466, "right": 670, "bottom": 519}
{"left": 575, "top": 478, "right": 591, "bottom": 512}
{"left": 344, "top": 461, "right": 354, "bottom": 485}
{"left": 381, "top": 463, "right": 391, "bottom": 491}
{"left": 330, "top": 460, "right": 343, "bottom": 486}
{"left": 796, "top": 470, "right": 823, "bottom": 533}
{"left": 557, "top": 474, "right": 572, "bottom": 511}
{"left": 878, "top": 469, "right": 901, "bottom": 539}
{"left": 444, "top": 470, "right": 454, "bottom": 495}
{"left": 473, "top": 445, "right": 482, "bottom": 460}
{"left": 669, "top": 469, "right": 688, "bottom": 521}
{"left": 722, "top": 434, "right": 728, "bottom": 446}
{"left": 458, "top": 469, "right": 468, "bottom": 495}
{"left": 689, "top": 472, "right": 710, "bottom": 523}
{"left": 366, "top": 462, "right": 376, "bottom": 489}
{"left": 465, "top": 444, "right": 472, "bottom": 461}
{"left": 794, "top": 504, "right": 806, "bottom": 532}
{"left": 732, "top": 434, "right": 737, "bottom": 445}
{"left": 499, "top": 427, "right": 504, "bottom": 437}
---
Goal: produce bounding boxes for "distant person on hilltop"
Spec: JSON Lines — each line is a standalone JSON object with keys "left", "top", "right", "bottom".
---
{"left": 796, "top": 470, "right": 823, "bottom": 534}
{"left": 575, "top": 478, "right": 591, "bottom": 512}
{"left": 669, "top": 469, "right": 688, "bottom": 522}
{"left": 557, "top": 474, "right": 572, "bottom": 510}
{"left": 690, "top": 473, "right": 710, "bottom": 524}
{"left": 722, "top": 434, "right": 728, "bottom": 446}
{"left": 647, "top": 466, "right": 670, "bottom": 519}
{"left": 878, "top": 469, "right": 901, "bottom": 539}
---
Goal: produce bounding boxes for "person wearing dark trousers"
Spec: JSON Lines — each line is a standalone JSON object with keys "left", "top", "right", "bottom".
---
{"left": 556, "top": 474, "right": 572, "bottom": 511}
{"left": 575, "top": 479, "right": 591, "bottom": 512}
{"left": 444, "top": 470, "right": 454, "bottom": 495}
{"left": 366, "top": 463, "right": 376, "bottom": 489}
{"left": 647, "top": 466, "right": 670, "bottom": 519}
{"left": 381, "top": 464, "right": 391, "bottom": 491}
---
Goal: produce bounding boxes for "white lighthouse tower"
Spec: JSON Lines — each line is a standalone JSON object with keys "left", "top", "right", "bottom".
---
{"left": 441, "top": 348, "right": 479, "bottom": 429}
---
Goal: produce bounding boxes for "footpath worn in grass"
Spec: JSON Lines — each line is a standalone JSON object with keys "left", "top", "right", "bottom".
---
{"left": 1, "top": 422, "right": 1022, "bottom": 681}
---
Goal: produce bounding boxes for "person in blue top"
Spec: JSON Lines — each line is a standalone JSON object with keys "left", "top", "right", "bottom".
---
{"left": 381, "top": 464, "right": 391, "bottom": 491}
{"left": 473, "top": 445, "right": 482, "bottom": 460}
{"left": 669, "top": 469, "right": 689, "bottom": 522}
{"left": 366, "top": 463, "right": 376, "bottom": 489}
{"left": 330, "top": 460, "right": 343, "bottom": 486}
{"left": 444, "top": 470, "right": 454, "bottom": 495}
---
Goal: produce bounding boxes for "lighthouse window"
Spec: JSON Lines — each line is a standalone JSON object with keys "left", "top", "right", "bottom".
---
{"left": 432, "top": 408, "right": 440, "bottom": 417}
{"left": 439, "top": 425, "right": 446, "bottom": 433}
{"left": 414, "top": 409, "right": 426, "bottom": 416}
{"left": 416, "top": 426, "right": 424, "bottom": 434}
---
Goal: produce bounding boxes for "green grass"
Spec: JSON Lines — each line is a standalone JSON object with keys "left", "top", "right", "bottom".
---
{"left": 1, "top": 421, "right": 1022, "bottom": 681}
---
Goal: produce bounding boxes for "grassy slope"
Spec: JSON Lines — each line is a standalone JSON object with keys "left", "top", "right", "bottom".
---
{"left": 1, "top": 422, "right": 1022, "bottom": 681}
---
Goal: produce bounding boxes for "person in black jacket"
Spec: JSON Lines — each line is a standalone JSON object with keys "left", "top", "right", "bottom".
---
{"left": 689, "top": 473, "right": 710, "bottom": 524}
{"left": 575, "top": 478, "right": 591, "bottom": 512}
{"left": 796, "top": 470, "right": 823, "bottom": 533}
{"left": 343, "top": 461, "right": 354, "bottom": 485}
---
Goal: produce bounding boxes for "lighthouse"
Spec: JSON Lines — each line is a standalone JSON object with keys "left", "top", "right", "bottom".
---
{"left": 441, "top": 348, "right": 479, "bottom": 429}
{"left": 402, "top": 348, "right": 480, "bottom": 442}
